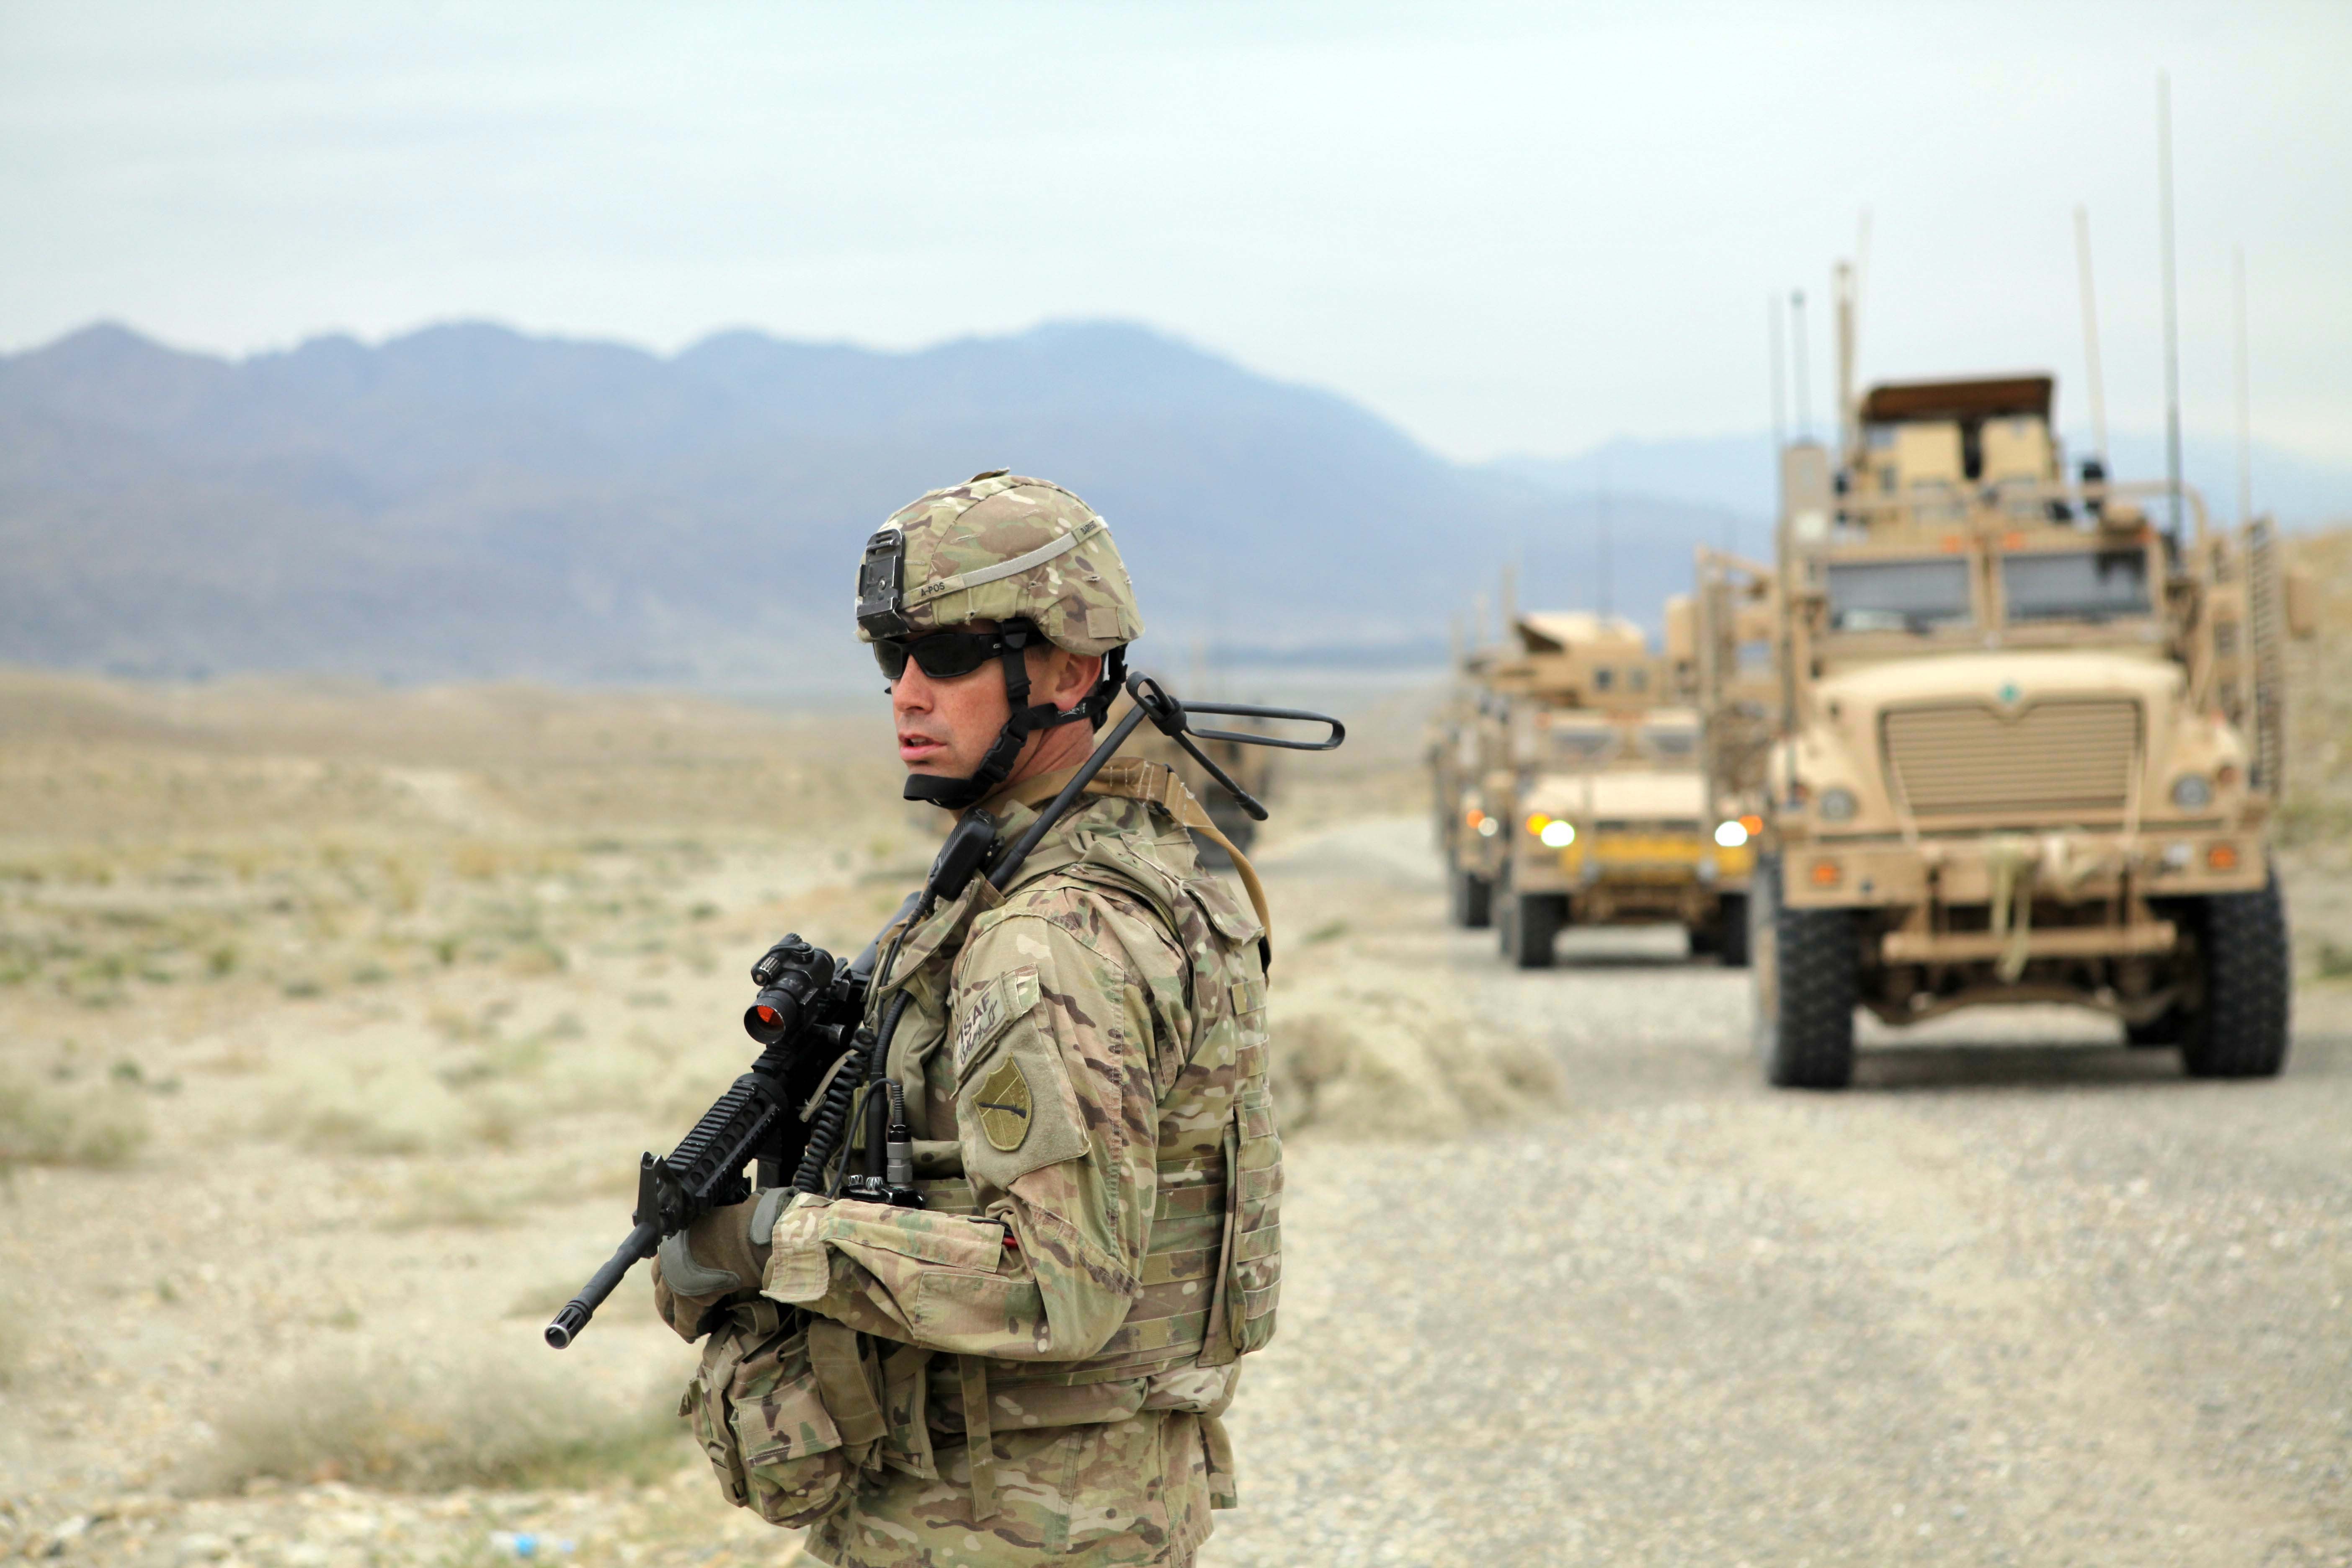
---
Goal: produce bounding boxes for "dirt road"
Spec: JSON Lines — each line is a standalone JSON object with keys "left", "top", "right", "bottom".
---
{"left": 1207, "top": 818, "right": 2352, "bottom": 1567}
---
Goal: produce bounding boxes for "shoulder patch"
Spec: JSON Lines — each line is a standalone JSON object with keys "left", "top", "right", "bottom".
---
{"left": 974, "top": 1057, "right": 1033, "bottom": 1151}
{"left": 954, "top": 965, "right": 1040, "bottom": 1077}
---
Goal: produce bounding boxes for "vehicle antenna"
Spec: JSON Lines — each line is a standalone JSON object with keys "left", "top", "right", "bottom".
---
{"left": 2073, "top": 205, "right": 2110, "bottom": 467}
{"left": 2233, "top": 244, "right": 2252, "bottom": 526}
{"left": 1853, "top": 206, "right": 1872, "bottom": 363}
{"left": 1791, "top": 289, "right": 1813, "bottom": 442}
{"left": 1767, "top": 291, "right": 1787, "bottom": 454}
{"left": 1500, "top": 560, "right": 1519, "bottom": 635}
{"left": 1596, "top": 453, "right": 1613, "bottom": 620}
{"left": 2157, "top": 70, "right": 2184, "bottom": 547}
{"left": 1835, "top": 260, "right": 1858, "bottom": 465}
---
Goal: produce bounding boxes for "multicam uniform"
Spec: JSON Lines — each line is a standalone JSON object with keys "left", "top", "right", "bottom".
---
{"left": 655, "top": 475, "right": 1280, "bottom": 1567}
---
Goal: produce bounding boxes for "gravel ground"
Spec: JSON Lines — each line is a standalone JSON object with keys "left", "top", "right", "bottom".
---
{"left": 1202, "top": 818, "right": 2352, "bottom": 1568}
{"left": 4, "top": 808, "right": 2345, "bottom": 1567}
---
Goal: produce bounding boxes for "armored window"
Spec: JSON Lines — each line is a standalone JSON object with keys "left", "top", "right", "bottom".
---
{"left": 2001, "top": 549, "right": 2152, "bottom": 624}
{"left": 1825, "top": 558, "right": 1973, "bottom": 633}
{"left": 1639, "top": 725, "right": 1698, "bottom": 760}
{"left": 1549, "top": 727, "right": 1618, "bottom": 765}
{"left": 1594, "top": 667, "right": 1615, "bottom": 691}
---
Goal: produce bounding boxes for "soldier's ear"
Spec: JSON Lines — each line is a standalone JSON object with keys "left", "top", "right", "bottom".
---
{"left": 1035, "top": 647, "right": 1101, "bottom": 711}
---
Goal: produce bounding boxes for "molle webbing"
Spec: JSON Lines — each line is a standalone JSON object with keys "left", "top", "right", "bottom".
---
{"left": 1061, "top": 760, "right": 1273, "bottom": 951}
{"left": 914, "top": 1148, "right": 1227, "bottom": 1386}
{"left": 998, "top": 759, "right": 1274, "bottom": 955}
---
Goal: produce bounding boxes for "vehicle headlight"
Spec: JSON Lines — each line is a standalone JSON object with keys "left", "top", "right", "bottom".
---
{"left": 1477, "top": 815, "right": 1499, "bottom": 838}
{"left": 1817, "top": 787, "right": 1859, "bottom": 823}
{"left": 1713, "top": 819, "right": 1749, "bottom": 848}
{"left": 1540, "top": 820, "right": 1576, "bottom": 848}
{"left": 2170, "top": 774, "right": 2213, "bottom": 810}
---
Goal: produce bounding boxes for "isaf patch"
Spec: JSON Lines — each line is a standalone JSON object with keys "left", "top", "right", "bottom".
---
{"left": 974, "top": 1057, "right": 1033, "bottom": 1151}
{"left": 954, "top": 965, "right": 1040, "bottom": 1076}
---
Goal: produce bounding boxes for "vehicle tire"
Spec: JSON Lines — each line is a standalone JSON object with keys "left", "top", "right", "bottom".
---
{"left": 1507, "top": 892, "right": 1559, "bottom": 970}
{"left": 1450, "top": 868, "right": 1493, "bottom": 929}
{"left": 2178, "top": 873, "right": 2291, "bottom": 1079}
{"left": 1717, "top": 893, "right": 1751, "bottom": 968}
{"left": 1751, "top": 857, "right": 1856, "bottom": 1089}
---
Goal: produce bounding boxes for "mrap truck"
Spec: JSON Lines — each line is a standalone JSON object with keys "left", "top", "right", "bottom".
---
{"left": 1709, "top": 362, "right": 2308, "bottom": 1088}
{"left": 1435, "top": 610, "right": 1754, "bottom": 968}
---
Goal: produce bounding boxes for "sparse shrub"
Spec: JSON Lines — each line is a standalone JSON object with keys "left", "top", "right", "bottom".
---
{"left": 1266, "top": 980, "right": 1560, "bottom": 1139}
{"left": 0, "top": 1068, "right": 151, "bottom": 1171}
{"left": 177, "top": 1341, "right": 687, "bottom": 1494}
{"left": 0, "top": 1289, "right": 28, "bottom": 1384}
{"left": 2315, "top": 940, "right": 2352, "bottom": 980}
{"left": 379, "top": 1168, "right": 517, "bottom": 1231}
{"left": 266, "top": 1056, "right": 473, "bottom": 1157}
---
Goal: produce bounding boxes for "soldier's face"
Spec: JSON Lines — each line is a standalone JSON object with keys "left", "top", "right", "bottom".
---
{"left": 890, "top": 621, "right": 1100, "bottom": 783}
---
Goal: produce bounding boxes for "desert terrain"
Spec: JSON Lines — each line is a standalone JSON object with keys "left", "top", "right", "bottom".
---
{"left": 3, "top": 545, "right": 2350, "bottom": 1567}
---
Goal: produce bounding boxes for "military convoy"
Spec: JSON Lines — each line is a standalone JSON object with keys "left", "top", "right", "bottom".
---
{"left": 1432, "top": 609, "right": 1754, "bottom": 968}
{"left": 1431, "top": 283, "right": 2304, "bottom": 1090}
{"left": 1699, "top": 359, "right": 2305, "bottom": 1087}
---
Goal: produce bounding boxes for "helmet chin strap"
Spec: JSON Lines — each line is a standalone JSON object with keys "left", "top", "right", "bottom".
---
{"left": 903, "top": 631, "right": 1127, "bottom": 811}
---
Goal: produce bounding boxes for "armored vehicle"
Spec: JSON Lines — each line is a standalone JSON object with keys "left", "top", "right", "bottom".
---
{"left": 1436, "top": 611, "right": 1754, "bottom": 968}
{"left": 1717, "top": 362, "right": 2304, "bottom": 1088}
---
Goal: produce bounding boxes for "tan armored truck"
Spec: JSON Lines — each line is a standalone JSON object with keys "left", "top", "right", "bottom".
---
{"left": 1719, "top": 369, "right": 2305, "bottom": 1088}
{"left": 1435, "top": 611, "right": 1756, "bottom": 968}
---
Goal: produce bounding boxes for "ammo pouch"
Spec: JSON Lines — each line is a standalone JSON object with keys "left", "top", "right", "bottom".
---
{"left": 679, "top": 1300, "right": 890, "bottom": 1529}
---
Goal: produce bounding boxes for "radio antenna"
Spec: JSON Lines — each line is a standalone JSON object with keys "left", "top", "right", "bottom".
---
{"left": 1596, "top": 454, "right": 1613, "bottom": 620}
{"left": 2233, "top": 245, "right": 2252, "bottom": 525}
{"left": 2073, "top": 205, "right": 2110, "bottom": 467}
{"left": 2157, "top": 71, "right": 2184, "bottom": 546}
{"left": 1791, "top": 289, "right": 1813, "bottom": 441}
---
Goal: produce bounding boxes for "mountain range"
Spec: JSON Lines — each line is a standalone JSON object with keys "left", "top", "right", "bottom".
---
{"left": 2, "top": 320, "right": 2340, "bottom": 693}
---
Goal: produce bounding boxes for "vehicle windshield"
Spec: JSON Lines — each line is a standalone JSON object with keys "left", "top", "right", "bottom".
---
{"left": 1549, "top": 726, "right": 1617, "bottom": 766}
{"left": 1826, "top": 558, "right": 1974, "bottom": 633}
{"left": 2002, "top": 548, "right": 2152, "bottom": 623}
{"left": 1638, "top": 725, "right": 1697, "bottom": 761}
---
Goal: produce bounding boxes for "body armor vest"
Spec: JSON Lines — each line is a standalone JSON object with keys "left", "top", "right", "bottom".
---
{"left": 859, "top": 764, "right": 1280, "bottom": 1398}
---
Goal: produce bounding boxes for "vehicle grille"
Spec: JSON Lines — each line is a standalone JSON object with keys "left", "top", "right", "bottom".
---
{"left": 1593, "top": 819, "right": 1702, "bottom": 835}
{"left": 1881, "top": 699, "right": 2140, "bottom": 818}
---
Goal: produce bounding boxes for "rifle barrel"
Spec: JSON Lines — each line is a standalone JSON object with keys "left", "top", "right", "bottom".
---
{"left": 545, "top": 1218, "right": 660, "bottom": 1349}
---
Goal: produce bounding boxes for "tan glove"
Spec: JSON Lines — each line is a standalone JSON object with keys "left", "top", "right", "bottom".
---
{"left": 650, "top": 1189, "right": 786, "bottom": 1342}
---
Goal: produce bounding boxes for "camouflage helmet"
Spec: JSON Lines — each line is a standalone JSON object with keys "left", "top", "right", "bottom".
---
{"left": 855, "top": 472, "right": 1144, "bottom": 655}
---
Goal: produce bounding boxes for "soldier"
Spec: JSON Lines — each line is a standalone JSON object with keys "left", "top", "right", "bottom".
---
{"left": 650, "top": 472, "right": 1281, "bottom": 1566}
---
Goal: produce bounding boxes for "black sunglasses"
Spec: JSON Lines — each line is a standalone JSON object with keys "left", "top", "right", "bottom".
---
{"left": 871, "top": 628, "right": 1025, "bottom": 683}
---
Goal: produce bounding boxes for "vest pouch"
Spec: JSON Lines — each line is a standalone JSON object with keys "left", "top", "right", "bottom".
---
{"left": 1205, "top": 1080, "right": 1282, "bottom": 1360}
{"left": 680, "top": 1300, "right": 860, "bottom": 1529}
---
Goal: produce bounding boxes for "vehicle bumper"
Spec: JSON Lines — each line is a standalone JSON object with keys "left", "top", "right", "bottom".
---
{"left": 1778, "top": 826, "right": 2268, "bottom": 913}
{"left": 1510, "top": 837, "right": 1751, "bottom": 913}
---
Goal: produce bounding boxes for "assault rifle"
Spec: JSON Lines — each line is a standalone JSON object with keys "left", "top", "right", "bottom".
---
{"left": 545, "top": 674, "right": 1340, "bottom": 1349}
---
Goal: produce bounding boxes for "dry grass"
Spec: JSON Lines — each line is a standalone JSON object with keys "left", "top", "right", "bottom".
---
{"left": 0, "top": 1065, "right": 152, "bottom": 1171}
{"left": 178, "top": 1341, "right": 691, "bottom": 1495}
{"left": 0, "top": 1289, "right": 27, "bottom": 1385}
{"left": 1267, "top": 978, "right": 1561, "bottom": 1138}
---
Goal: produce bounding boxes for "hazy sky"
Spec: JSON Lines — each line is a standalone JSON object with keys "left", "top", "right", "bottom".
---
{"left": 3, "top": 2, "right": 2346, "bottom": 464}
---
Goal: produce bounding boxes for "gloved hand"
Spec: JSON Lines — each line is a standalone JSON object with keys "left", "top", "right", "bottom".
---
{"left": 650, "top": 1188, "right": 789, "bottom": 1342}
